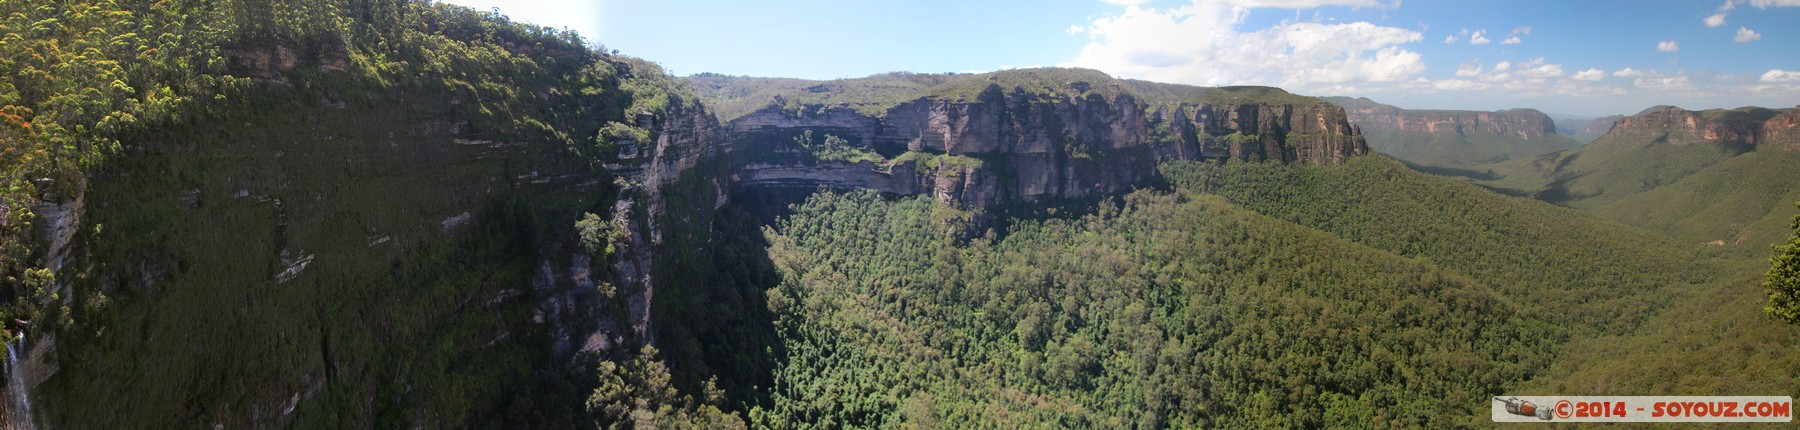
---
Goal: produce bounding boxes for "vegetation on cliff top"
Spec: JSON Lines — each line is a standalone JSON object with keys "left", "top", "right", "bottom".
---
{"left": 684, "top": 68, "right": 1331, "bottom": 122}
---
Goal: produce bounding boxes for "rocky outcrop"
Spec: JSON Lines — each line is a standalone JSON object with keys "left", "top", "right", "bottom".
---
{"left": 1763, "top": 108, "right": 1800, "bottom": 152}
{"left": 1602, "top": 105, "right": 1800, "bottom": 150}
{"left": 728, "top": 81, "right": 1367, "bottom": 209}
{"left": 1326, "top": 97, "right": 1556, "bottom": 138}
{"left": 589, "top": 103, "right": 729, "bottom": 352}
{"left": 221, "top": 40, "right": 351, "bottom": 84}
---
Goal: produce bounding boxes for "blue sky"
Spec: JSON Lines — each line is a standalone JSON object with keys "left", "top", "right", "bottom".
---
{"left": 441, "top": 0, "right": 1800, "bottom": 116}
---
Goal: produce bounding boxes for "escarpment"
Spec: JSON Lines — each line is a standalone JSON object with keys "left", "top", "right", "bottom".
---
{"left": 1327, "top": 97, "right": 1558, "bottom": 138}
{"left": 1602, "top": 105, "right": 1800, "bottom": 150}
{"left": 1320, "top": 96, "right": 1581, "bottom": 168}
{"left": 713, "top": 70, "right": 1370, "bottom": 209}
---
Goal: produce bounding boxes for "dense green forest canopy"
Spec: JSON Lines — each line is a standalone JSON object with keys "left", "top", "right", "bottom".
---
{"left": 732, "top": 156, "right": 1754, "bottom": 427}
{"left": 751, "top": 187, "right": 1553, "bottom": 427}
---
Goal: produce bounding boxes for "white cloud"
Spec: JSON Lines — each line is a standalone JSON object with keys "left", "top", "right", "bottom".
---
{"left": 1067, "top": 0, "right": 1426, "bottom": 91}
{"left": 1469, "top": 30, "right": 1490, "bottom": 45}
{"left": 1443, "top": 35, "right": 1458, "bottom": 44}
{"left": 1455, "top": 61, "right": 1482, "bottom": 77}
{"left": 1614, "top": 68, "right": 1643, "bottom": 78}
{"left": 1067, "top": 25, "right": 1086, "bottom": 35}
{"left": 1227, "top": 0, "right": 1390, "bottom": 7}
{"left": 1705, "top": 0, "right": 1798, "bottom": 33}
{"left": 1514, "top": 58, "right": 1564, "bottom": 79}
{"left": 1657, "top": 40, "right": 1679, "bottom": 52}
{"left": 1573, "top": 68, "right": 1606, "bottom": 81}
{"left": 1431, "top": 79, "right": 1485, "bottom": 91}
{"left": 1495, "top": 26, "right": 1529, "bottom": 44}
{"left": 1635, "top": 75, "right": 1694, "bottom": 90}
{"left": 1764, "top": 69, "right": 1800, "bottom": 82}
{"left": 1749, "top": 0, "right": 1800, "bottom": 7}
{"left": 1735, "top": 27, "right": 1762, "bottom": 42}
{"left": 1101, "top": 0, "right": 1153, "bottom": 5}
{"left": 1493, "top": 61, "right": 1511, "bottom": 71}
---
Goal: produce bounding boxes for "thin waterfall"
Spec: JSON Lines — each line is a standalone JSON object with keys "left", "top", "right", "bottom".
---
{"left": 4, "top": 333, "right": 34, "bottom": 430}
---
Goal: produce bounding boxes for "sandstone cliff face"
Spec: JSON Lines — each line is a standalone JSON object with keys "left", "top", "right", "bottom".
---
{"left": 595, "top": 103, "right": 730, "bottom": 352}
{"left": 1328, "top": 97, "right": 1556, "bottom": 138}
{"left": 1764, "top": 108, "right": 1800, "bottom": 152}
{"left": 729, "top": 84, "right": 1367, "bottom": 209}
{"left": 1602, "top": 105, "right": 1800, "bottom": 150}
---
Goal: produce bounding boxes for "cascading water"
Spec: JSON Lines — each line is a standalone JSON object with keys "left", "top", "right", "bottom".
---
{"left": 4, "top": 333, "right": 34, "bottom": 430}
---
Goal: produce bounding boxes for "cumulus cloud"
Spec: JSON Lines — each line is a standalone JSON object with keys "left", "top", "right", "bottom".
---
{"left": 1764, "top": 69, "right": 1800, "bottom": 82}
{"left": 1493, "top": 61, "right": 1511, "bottom": 72}
{"left": 1657, "top": 40, "right": 1679, "bottom": 52}
{"left": 1635, "top": 75, "right": 1694, "bottom": 90}
{"left": 1614, "top": 68, "right": 1643, "bottom": 78}
{"left": 1431, "top": 79, "right": 1484, "bottom": 91}
{"left": 1443, "top": 34, "right": 1458, "bottom": 43}
{"left": 1573, "top": 68, "right": 1606, "bottom": 81}
{"left": 1748, "top": 0, "right": 1800, "bottom": 8}
{"left": 1067, "top": 0, "right": 1426, "bottom": 91}
{"left": 1705, "top": 0, "right": 1800, "bottom": 31}
{"left": 1454, "top": 61, "right": 1482, "bottom": 77}
{"left": 1495, "top": 26, "right": 1529, "bottom": 45}
{"left": 1513, "top": 58, "right": 1564, "bottom": 79}
{"left": 1469, "top": 30, "right": 1490, "bottom": 45}
{"left": 1226, "top": 0, "right": 1392, "bottom": 7}
{"left": 1735, "top": 27, "right": 1762, "bottom": 42}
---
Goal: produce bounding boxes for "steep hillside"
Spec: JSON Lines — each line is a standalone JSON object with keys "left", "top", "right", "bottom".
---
{"left": 1164, "top": 157, "right": 1705, "bottom": 333}
{"left": 1477, "top": 106, "right": 1800, "bottom": 229}
{"left": 1596, "top": 150, "right": 1800, "bottom": 256}
{"left": 1160, "top": 156, "right": 1800, "bottom": 420}
{"left": 1324, "top": 97, "right": 1582, "bottom": 170}
{"left": 3, "top": 1, "right": 741, "bottom": 428}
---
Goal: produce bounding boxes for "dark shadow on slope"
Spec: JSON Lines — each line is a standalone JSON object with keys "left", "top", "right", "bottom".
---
{"left": 650, "top": 177, "right": 786, "bottom": 414}
{"left": 1393, "top": 159, "right": 1505, "bottom": 181}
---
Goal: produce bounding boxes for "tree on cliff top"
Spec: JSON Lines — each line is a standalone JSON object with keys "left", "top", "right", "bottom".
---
{"left": 1765, "top": 200, "right": 1800, "bottom": 323}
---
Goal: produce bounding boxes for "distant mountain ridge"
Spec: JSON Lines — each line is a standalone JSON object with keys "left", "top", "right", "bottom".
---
{"left": 1321, "top": 96, "right": 1582, "bottom": 169}
{"left": 1551, "top": 114, "right": 1625, "bottom": 143}
{"left": 1324, "top": 97, "right": 1558, "bottom": 137}
{"left": 1604, "top": 105, "right": 1800, "bottom": 150}
{"left": 1440, "top": 104, "right": 1800, "bottom": 255}
{"left": 691, "top": 69, "right": 1370, "bottom": 210}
